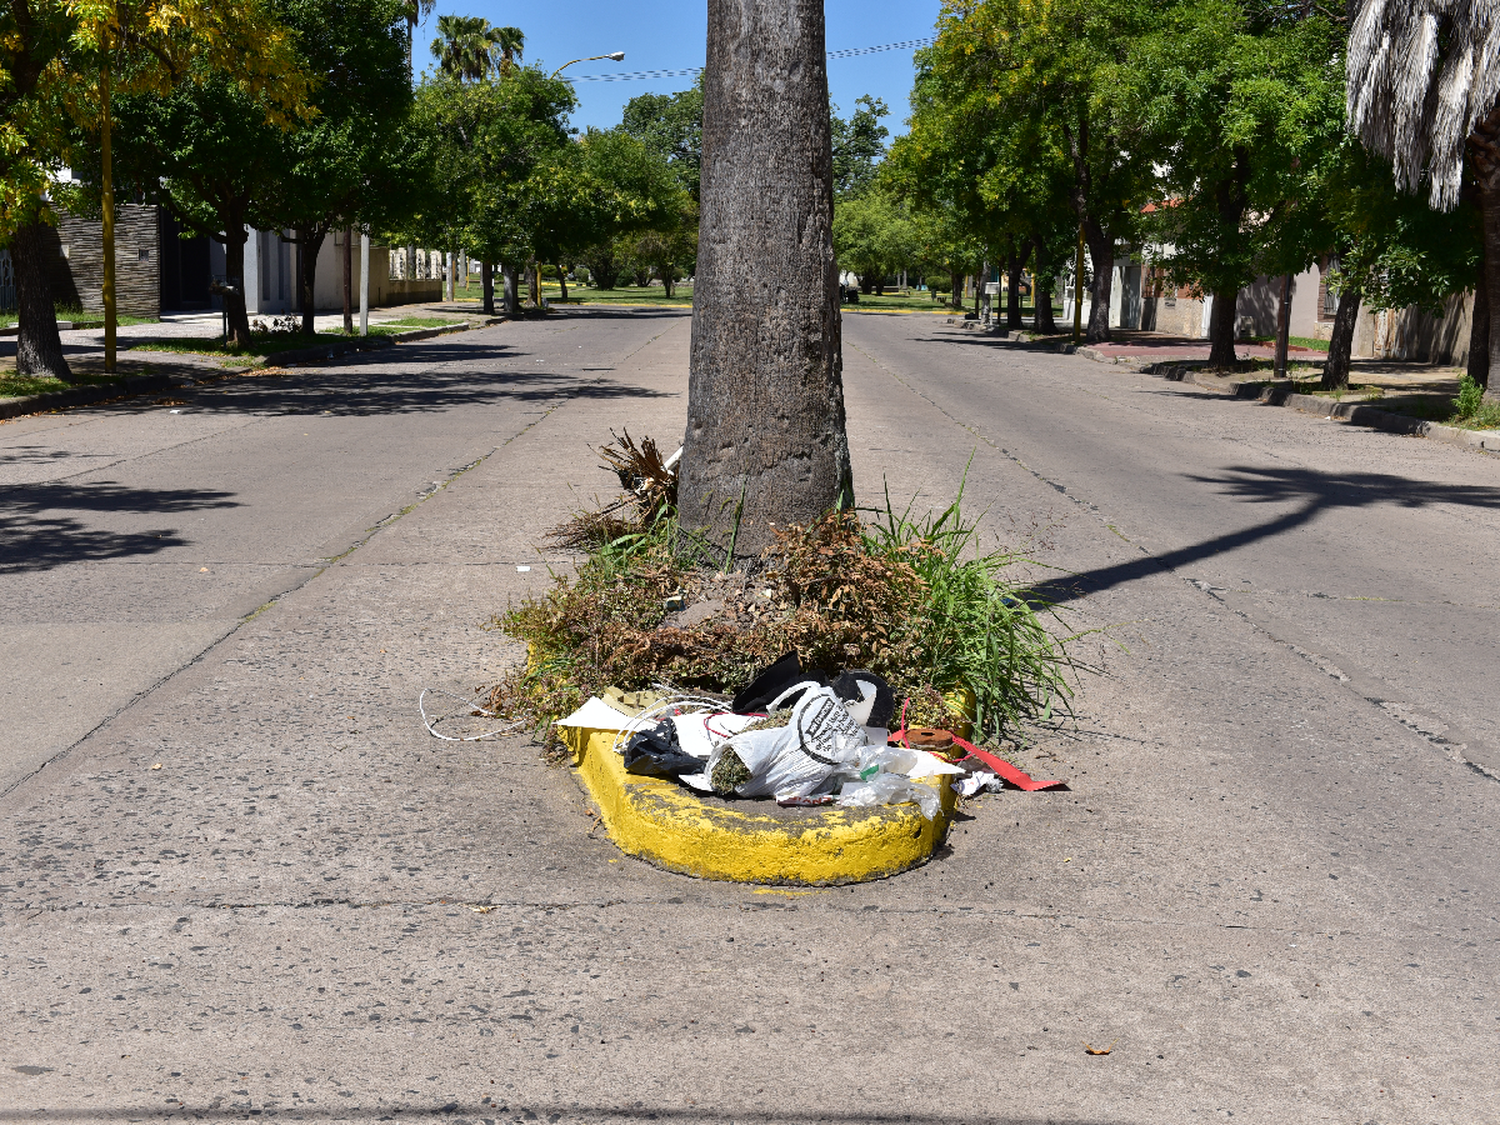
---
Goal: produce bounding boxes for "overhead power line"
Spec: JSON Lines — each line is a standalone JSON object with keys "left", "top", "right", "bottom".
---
{"left": 567, "top": 36, "right": 935, "bottom": 82}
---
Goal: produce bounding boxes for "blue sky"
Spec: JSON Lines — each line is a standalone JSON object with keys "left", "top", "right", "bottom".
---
{"left": 414, "top": 1, "right": 945, "bottom": 134}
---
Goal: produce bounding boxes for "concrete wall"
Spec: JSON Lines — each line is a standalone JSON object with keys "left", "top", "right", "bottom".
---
{"left": 245, "top": 234, "right": 443, "bottom": 316}
{"left": 53, "top": 204, "right": 161, "bottom": 318}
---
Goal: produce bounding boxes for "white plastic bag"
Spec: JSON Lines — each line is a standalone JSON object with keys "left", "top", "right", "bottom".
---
{"left": 705, "top": 685, "right": 869, "bottom": 800}
{"left": 837, "top": 773, "right": 943, "bottom": 820}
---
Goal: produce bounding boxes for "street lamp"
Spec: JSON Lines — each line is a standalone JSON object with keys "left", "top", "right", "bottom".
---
{"left": 549, "top": 51, "right": 625, "bottom": 79}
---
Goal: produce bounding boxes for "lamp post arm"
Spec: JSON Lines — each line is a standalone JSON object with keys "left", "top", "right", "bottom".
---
{"left": 549, "top": 51, "right": 625, "bottom": 79}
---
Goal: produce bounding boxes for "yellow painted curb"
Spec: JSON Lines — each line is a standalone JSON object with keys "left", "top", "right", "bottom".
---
{"left": 561, "top": 726, "right": 957, "bottom": 885}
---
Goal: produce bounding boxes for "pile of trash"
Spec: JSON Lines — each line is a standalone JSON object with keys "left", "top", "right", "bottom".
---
{"left": 556, "top": 653, "right": 1037, "bottom": 819}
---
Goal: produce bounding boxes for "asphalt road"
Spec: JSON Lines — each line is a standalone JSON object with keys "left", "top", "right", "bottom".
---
{"left": 1, "top": 307, "right": 1497, "bottom": 1123}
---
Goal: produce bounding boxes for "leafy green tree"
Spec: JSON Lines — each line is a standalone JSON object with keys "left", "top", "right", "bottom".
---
{"left": 261, "top": 0, "right": 415, "bottom": 334}
{"left": 620, "top": 76, "right": 705, "bottom": 201}
{"left": 830, "top": 95, "right": 890, "bottom": 199}
{"left": 491, "top": 25, "right": 524, "bottom": 76}
{"left": 408, "top": 65, "right": 574, "bottom": 312}
{"left": 431, "top": 14, "right": 499, "bottom": 81}
{"left": 528, "top": 127, "right": 691, "bottom": 299}
{"left": 1307, "top": 138, "right": 1482, "bottom": 387}
{"left": 833, "top": 188, "right": 916, "bottom": 293}
{"left": 109, "top": 0, "right": 408, "bottom": 342}
{"left": 2, "top": 0, "right": 307, "bottom": 365}
{"left": 916, "top": 0, "right": 1157, "bottom": 341}
{"left": 1131, "top": 0, "right": 1346, "bottom": 366}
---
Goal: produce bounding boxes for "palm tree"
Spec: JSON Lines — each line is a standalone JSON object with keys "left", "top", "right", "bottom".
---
{"left": 431, "top": 14, "right": 494, "bottom": 81}
{"left": 430, "top": 17, "right": 523, "bottom": 83}
{"left": 1347, "top": 0, "right": 1500, "bottom": 394}
{"left": 492, "top": 26, "right": 525, "bottom": 76}
{"left": 402, "top": 0, "right": 437, "bottom": 82}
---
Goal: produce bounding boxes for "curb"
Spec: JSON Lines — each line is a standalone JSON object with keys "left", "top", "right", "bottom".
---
{"left": 1055, "top": 351, "right": 1500, "bottom": 457}
{"left": 1159, "top": 365, "right": 1500, "bottom": 455}
{"left": 560, "top": 725, "right": 957, "bottom": 886}
{"left": 0, "top": 374, "right": 178, "bottom": 421}
{"left": 262, "top": 318, "right": 501, "bottom": 365}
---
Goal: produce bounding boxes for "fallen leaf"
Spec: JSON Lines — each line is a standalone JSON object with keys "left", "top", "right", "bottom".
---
{"left": 150, "top": 763, "right": 162, "bottom": 770}
{"left": 1083, "top": 1039, "right": 1118, "bottom": 1056}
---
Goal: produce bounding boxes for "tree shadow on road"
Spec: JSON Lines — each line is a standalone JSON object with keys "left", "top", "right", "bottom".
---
{"left": 0, "top": 481, "right": 240, "bottom": 573}
{"left": 1027, "top": 465, "right": 1500, "bottom": 606}
{"left": 172, "top": 339, "right": 676, "bottom": 417}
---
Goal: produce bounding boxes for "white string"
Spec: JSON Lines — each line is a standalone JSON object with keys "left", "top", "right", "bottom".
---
{"left": 419, "top": 688, "right": 527, "bottom": 742}
{"left": 608, "top": 693, "right": 733, "bottom": 754}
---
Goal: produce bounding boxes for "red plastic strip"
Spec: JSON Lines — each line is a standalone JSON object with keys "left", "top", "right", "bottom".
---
{"left": 891, "top": 729, "right": 1068, "bottom": 792}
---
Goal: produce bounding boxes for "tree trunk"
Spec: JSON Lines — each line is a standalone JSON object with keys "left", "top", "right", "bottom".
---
{"left": 502, "top": 262, "right": 518, "bottom": 314}
{"left": 1467, "top": 276, "right": 1489, "bottom": 388}
{"left": 1033, "top": 236, "right": 1059, "bottom": 335}
{"left": 679, "top": 0, "right": 852, "bottom": 559}
{"left": 1274, "top": 273, "right": 1292, "bottom": 378}
{"left": 1323, "top": 283, "right": 1362, "bottom": 389}
{"left": 556, "top": 263, "right": 568, "bottom": 302}
{"left": 1083, "top": 219, "right": 1113, "bottom": 343}
{"left": 1207, "top": 286, "right": 1239, "bottom": 367}
{"left": 222, "top": 223, "right": 252, "bottom": 348}
{"left": 480, "top": 261, "right": 495, "bottom": 315}
{"left": 1481, "top": 175, "right": 1500, "bottom": 402}
{"left": 12, "top": 218, "right": 72, "bottom": 381}
{"left": 1007, "top": 242, "right": 1032, "bottom": 330}
{"left": 297, "top": 228, "right": 326, "bottom": 337}
{"left": 342, "top": 229, "right": 354, "bottom": 334}
{"left": 527, "top": 260, "right": 539, "bottom": 307}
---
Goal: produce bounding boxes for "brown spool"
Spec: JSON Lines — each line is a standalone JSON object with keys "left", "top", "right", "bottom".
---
{"left": 905, "top": 727, "right": 955, "bottom": 750}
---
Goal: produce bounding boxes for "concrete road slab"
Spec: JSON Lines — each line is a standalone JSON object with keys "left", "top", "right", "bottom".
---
{"left": 2, "top": 308, "right": 1498, "bottom": 1124}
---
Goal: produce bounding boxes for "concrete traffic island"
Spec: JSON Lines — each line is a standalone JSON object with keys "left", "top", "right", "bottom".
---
{"left": 561, "top": 724, "right": 959, "bottom": 885}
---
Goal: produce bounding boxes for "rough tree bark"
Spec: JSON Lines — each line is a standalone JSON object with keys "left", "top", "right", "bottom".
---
{"left": 1032, "top": 236, "right": 1059, "bottom": 335}
{"left": 1479, "top": 174, "right": 1500, "bottom": 401}
{"left": 1207, "top": 286, "right": 1240, "bottom": 368}
{"left": 1206, "top": 163, "right": 1250, "bottom": 368}
{"left": 1274, "top": 273, "right": 1292, "bottom": 378}
{"left": 221, "top": 222, "right": 252, "bottom": 348}
{"left": 1007, "top": 241, "right": 1032, "bottom": 330}
{"left": 480, "top": 262, "right": 495, "bottom": 315}
{"left": 1082, "top": 218, "right": 1114, "bottom": 343}
{"left": 1323, "top": 283, "right": 1363, "bottom": 390}
{"left": 678, "top": 0, "right": 852, "bottom": 559}
{"left": 12, "top": 219, "right": 72, "bottom": 381}
{"left": 343, "top": 230, "right": 354, "bottom": 335}
{"left": 296, "top": 228, "right": 328, "bottom": 337}
{"left": 1467, "top": 273, "right": 1488, "bottom": 388}
{"left": 502, "top": 262, "right": 518, "bottom": 314}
